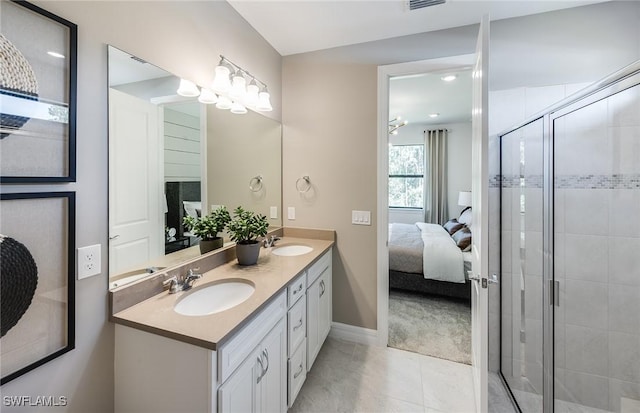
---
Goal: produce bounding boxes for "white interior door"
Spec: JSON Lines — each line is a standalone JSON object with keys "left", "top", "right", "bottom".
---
{"left": 470, "top": 15, "right": 489, "bottom": 413}
{"left": 109, "top": 88, "right": 163, "bottom": 275}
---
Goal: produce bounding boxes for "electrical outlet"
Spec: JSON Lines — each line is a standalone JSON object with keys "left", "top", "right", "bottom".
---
{"left": 270, "top": 206, "right": 278, "bottom": 219}
{"left": 78, "top": 244, "right": 101, "bottom": 279}
{"left": 288, "top": 207, "right": 296, "bottom": 220}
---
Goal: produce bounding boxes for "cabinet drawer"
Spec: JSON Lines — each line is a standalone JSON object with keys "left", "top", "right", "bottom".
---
{"left": 287, "top": 295, "right": 306, "bottom": 356}
{"left": 218, "top": 292, "right": 286, "bottom": 383}
{"left": 287, "top": 338, "right": 307, "bottom": 408}
{"left": 307, "top": 250, "right": 332, "bottom": 286}
{"left": 287, "top": 273, "right": 306, "bottom": 308}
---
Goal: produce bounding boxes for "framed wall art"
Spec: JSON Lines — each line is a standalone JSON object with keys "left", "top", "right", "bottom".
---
{"left": 0, "top": 192, "right": 75, "bottom": 385}
{"left": 0, "top": 1, "right": 77, "bottom": 183}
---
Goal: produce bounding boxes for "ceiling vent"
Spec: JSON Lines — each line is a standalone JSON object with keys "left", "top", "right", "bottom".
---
{"left": 408, "top": 0, "right": 445, "bottom": 11}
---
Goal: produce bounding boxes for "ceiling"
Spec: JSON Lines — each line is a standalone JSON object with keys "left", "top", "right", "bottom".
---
{"left": 390, "top": 69, "right": 472, "bottom": 125}
{"left": 229, "top": 0, "right": 606, "bottom": 128}
{"left": 228, "top": 0, "right": 608, "bottom": 56}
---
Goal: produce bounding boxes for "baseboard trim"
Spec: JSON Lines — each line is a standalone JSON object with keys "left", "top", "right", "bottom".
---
{"left": 329, "top": 322, "right": 379, "bottom": 346}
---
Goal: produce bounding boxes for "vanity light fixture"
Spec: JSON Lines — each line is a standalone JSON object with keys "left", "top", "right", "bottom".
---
{"left": 198, "top": 88, "right": 218, "bottom": 104}
{"left": 229, "top": 70, "right": 247, "bottom": 101}
{"left": 230, "top": 101, "right": 248, "bottom": 115}
{"left": 216, "top": 95, "right": 233, "bottom": 110}
{"left": 177, "top": 79, "right": 200, "bottom": 97}
{"left": 441, "top": 74, "right": 457, "bottom": 82}
{"left": 245, "top": 79, "right": 260, "bottom": 107}
{"left": 256, "top": 87, "right": 273, "bottom": 112}
{"left": 211, "top": 58, "right": 233, "bottom": 94}
{"left": 429, "top": 113, "right": 440, "bottom": 118}
{"left": 178, "top": 55, "right": 272, "bottom": 114}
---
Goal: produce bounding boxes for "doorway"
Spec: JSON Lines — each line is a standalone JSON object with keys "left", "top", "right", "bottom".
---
{"left": 378, "top": 55, "right": 473, "bottom": 358}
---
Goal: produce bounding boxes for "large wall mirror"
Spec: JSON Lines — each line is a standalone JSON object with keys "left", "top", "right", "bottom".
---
{"left": 107, "top": 46, "right": 282, "bottom": 289}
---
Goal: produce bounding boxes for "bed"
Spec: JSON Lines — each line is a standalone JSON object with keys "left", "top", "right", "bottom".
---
{"left": 389, "top": 210, "right": 472, "bottom": 300}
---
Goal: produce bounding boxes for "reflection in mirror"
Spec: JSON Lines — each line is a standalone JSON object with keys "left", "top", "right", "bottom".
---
{"left": 107, "top": 46, "right": 282, "bottom": 290}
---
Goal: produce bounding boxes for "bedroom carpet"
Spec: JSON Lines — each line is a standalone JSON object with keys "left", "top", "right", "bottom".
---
{"left": 388, "top": 289, "right": 472, "bottom": 365}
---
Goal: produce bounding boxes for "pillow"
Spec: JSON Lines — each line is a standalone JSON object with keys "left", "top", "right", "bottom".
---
{"left": 452, "top": 227, "right": 472, "bottom": 251}
{"left": 459, "top": 207, "right": 472, "bottom": 226}
{"left": 183, "top": 201, "right": 202, "bottom": 219}
{"left": 443, "top": 219, "right": 464, "bottom": 235}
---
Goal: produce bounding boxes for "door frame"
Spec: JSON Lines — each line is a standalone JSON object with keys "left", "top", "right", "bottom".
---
{"left": 376, "top": 54, "right": 476, "bottom": 347}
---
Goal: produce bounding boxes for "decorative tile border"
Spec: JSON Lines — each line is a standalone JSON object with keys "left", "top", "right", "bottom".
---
{"left": 554, "top": 174, "right": 640, "bottom": 189}
{"left": 494, "top": 174, "right": 640, "bottom": 189}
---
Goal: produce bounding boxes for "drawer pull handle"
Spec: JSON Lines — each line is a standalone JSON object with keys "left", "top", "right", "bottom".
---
{"left": 319, "top": 280, "right": 326, "bottom": 297}
{"left": 293, "top": 284, "right": 303, "bottom": 295}
{"left": 294, "top": 363, "right": 304, "bottom": 379}
{"left": 293, "top": 318, "right": 303, "bottom": 331}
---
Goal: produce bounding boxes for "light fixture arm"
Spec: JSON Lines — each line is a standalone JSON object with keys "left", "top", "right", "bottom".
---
{"left": 219, "top": 55, "right": 268, "bottom": 91}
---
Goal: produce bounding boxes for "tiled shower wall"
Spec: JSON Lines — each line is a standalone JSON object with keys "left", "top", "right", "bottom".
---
{"left": 553, "top": 83, "right": 640, "bottom": 412}
{"left": 492, "top": 81, "right": 640, "bottom": 412}
{"left": 488, "top": 81, "right": 591, "bottom": 375}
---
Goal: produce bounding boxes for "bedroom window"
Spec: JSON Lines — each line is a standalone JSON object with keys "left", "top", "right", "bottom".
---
{"left": 388, "top": 144, "right": 424, "bottom": 209}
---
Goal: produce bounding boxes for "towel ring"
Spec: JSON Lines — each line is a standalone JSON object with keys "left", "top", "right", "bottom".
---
{"left": 296, "top": 176, "right": 311, "bottom": 193}
{"left": 249, "top": 175, "right": 263, "bottom": 192}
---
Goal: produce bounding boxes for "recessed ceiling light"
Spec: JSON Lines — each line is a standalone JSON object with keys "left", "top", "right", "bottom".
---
{"left": 429, "top": 113, "right": 440, "bottom": 118}
{"left": 441, "top": 75, "right": 457, "bottom": 82}
{"left": 47, "top": 51, "right": 65, "bottom": 59}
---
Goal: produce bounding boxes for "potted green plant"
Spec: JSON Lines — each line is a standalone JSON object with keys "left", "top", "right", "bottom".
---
{"left": 183, "top": 206, "right": 231, "bottom": 254}
{"left": 227, "top": 206, "right": 269, "bottom": 265}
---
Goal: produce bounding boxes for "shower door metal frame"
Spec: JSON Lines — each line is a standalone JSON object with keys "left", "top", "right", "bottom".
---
{"left": 498, "top": 59, "right": 640, "bottom": 413}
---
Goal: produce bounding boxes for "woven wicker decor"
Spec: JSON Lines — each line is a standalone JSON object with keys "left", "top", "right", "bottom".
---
{"left": 0, "top": 234, "right": 38, "bottom": 337}
{"left": 0, "top": 33, "right": 39, "bottom": 139}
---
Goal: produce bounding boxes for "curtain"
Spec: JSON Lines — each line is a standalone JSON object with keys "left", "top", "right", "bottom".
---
{"left": 425, "top": 129, "right": 448, "bottom": 224}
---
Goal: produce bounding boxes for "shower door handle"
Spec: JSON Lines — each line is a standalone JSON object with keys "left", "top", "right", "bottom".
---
{"left": 550, "top": 280, "right": 560, "bottom": 306}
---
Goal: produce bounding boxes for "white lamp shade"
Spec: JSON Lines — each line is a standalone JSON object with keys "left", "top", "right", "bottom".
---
{"left": 215, "top": 95, "right": 233, "bottom": 110}
{"left": 230, "top": 101, "right": 247, "bottom": 114}
{"left": 198, "top": 88, "right": 218, "bottom": 104}
{"left": 245, "top": 83, "right": 259, "bottom": 107}
{"left": 177, "top": 79, "right": 200, "bottom": 97}
{"left": 458, "top": 191, "right": 472, "bottom": 207}
{"left": 256, "top": 91, "right": 272, "bottom": 112}
{"left": 229, "top": 73, "right": 247, "bottom": 100}
{"left": 211, "top": 65, "right": 231, "bottom": 94}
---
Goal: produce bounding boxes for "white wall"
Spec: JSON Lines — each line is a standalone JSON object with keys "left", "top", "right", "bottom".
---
{"left": 0, "top": 2, "right": 281, "bottom": 411}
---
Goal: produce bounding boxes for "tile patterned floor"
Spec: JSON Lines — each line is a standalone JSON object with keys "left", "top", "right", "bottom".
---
{"left": 290, "top": 337, "right": 477, "bottom": 413}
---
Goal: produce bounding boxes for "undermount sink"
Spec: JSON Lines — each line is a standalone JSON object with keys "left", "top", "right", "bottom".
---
{"left": 174, "top": 280, "right": 255, "bottom": 316}
{"left": 271, "top": 245, "right": 313, "bottom": 257}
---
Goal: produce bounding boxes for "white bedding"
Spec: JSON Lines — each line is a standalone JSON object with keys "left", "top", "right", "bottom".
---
{"left": 416, "top": 222, "right": 465, "bottom": 283}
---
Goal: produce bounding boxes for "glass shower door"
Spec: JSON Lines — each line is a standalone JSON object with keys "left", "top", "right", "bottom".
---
{"left": 553, "top": 82, "right": 640, "bottom": 413}
{"left": 501, "top": 117, "right": 545, "bottom": 412}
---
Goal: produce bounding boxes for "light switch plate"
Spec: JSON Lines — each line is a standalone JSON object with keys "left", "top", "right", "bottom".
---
{"left": 288, "top": 207, "right": 296, "bottom": 220}
{"left": 78, "top": 244, "right": 101, "bottom": 279}
{"left": 351, "top": 210, "right": 371, "bottom": 226}
{"left": 270, "top": 206, "right": 278, "bottom": 219}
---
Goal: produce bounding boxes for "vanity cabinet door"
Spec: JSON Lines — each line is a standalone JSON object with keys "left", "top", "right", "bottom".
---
{"left": 307, "top": 253, "right": 332, "bottom": 371}
{"left": 306, "top": 275, "right": 321, "bottom": 371}
{"left": 317, "top": 266, "right": 332, "bottom": 347}
{"left": 256, "top": 318, "right": 287, "bottom": 413}
{"left": 218, "top": 349, "right": 259, "bottom": 413}
{"left": 219, "top": 318, "right": 286, "bottom": 413}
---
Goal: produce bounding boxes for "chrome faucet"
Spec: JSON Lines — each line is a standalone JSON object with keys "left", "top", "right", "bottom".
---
{"left": 163, "top": 268, "right": 202, "bottom": 294}
{"left": 263, "top": 235, "right": 281, "bottom": 248}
